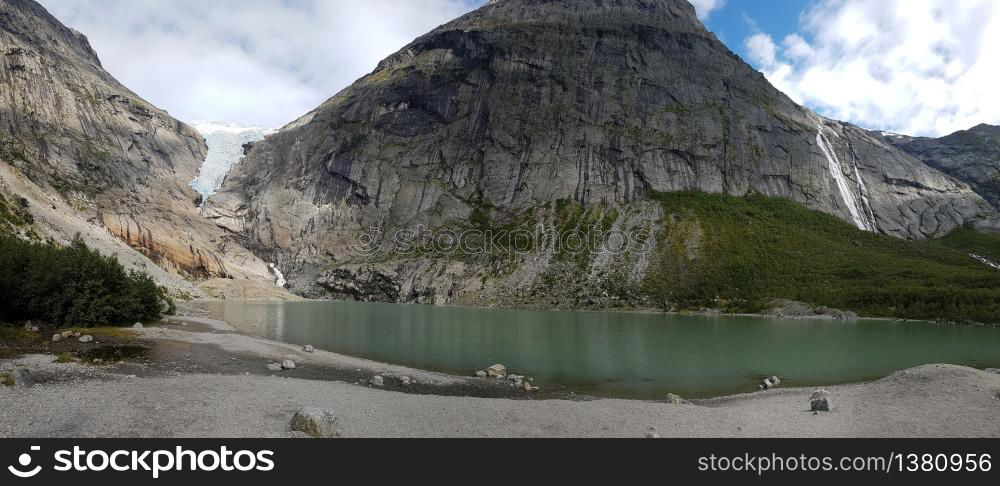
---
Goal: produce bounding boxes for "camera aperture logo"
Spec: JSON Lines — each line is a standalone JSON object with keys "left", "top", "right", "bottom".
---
{"left": 8, "top": 445, "right": 275, "bottom": 479}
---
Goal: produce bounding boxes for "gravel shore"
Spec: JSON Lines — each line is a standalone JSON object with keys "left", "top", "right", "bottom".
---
{"left": 2, "top": 321, "right": 999, "bottom": 438}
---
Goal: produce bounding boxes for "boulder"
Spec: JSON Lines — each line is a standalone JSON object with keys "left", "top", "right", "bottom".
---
{"left": 474, "top": 370, "right": 488, "bottom": 378}
{"left": 266, "top": 363, "right": 283, "bottom": 372}
{"left": 486, "top": 364, "right": 507, "bottom": 378}
{"left": 132, "top": 322, "right": 144, "bottom": 329}
{"left": 303, "top": 345, "right": 315, "bottom": 353}
{"left": 51, "top": 334, "right": 62, "bottom": 342}
{"left": 522, "top": 381, "right": 538, "bottom": 392}
{"left": 770, "top": 376, "right": 781, "bottom": 386}
{"left": 281, "top": 360, "right": 296, "bottom": 370}
{"left": 78, "top": 335, "right": 94, "bottom": 343}
{"left": 399, "top": 376, "right": 411, "bottom": 386}
{"left": 809, "top": 389, "right": 831, "bottom": 401}
{"left": 645, "top": 427, "right": 661, "bottom": 439}
{"left": 810, "top": 398, "right": 832, "bottom": 412}
{"left": 369, "top": 375, "right": 384, "bottom": 387}
{"left": 665, "top": 393, "right": 690, "bottom": 405}
{"left": 72, "top": 332, "right": 81, "bottom": 338}
{"left": 290, "top": 407, "right": 338, "bottom": 438}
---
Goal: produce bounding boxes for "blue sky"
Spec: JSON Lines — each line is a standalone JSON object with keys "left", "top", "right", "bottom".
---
{"left": 702, "top": 0, "right": 814, "bottom": 57}
{"left": 39, "top": 0, "right": 1000, "bottom": 136}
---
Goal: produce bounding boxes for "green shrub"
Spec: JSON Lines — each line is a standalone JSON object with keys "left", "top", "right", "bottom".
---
{"left": 0, "top": 235, "right": 171, "bottom": 328}
{"left": 643, "top": 191, "right": 1000, "bottom": 323}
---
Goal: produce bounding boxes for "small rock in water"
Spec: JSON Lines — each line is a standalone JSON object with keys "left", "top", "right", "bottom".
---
{"left": 281, "top": 360, "right": 296, "bottom": 370}
{"left": 486, "top": 364, "right": 507, "bottom": 378}
{"left": 665, "top": 393, "right": 690, "bottom": 405}
{"left": 266, "top": 363, "right": 283, "bottom": 372}
{"left": 370, "top": 375, "right": 384, "bottom": 387}
{"left": 399, "top": 376, "right": 411, "bottom": 386}
{"left": 770, "top": 376, "right": 781, "bottom": 386}
{"left": 72, "top": 332, "right": 81, "bottom": 338}
{"left": 132, "top": 322, "right": 144, "bottom": 329}
{"left": 30, "top": 326, "right": 39, "bottom": 332}
{"left": 290, "top": 407, "right": 338, "bottom": 438}
{"left": 522, "top": 381, "right": 538, "bottom": 392}
{"left": 810, "top": 398, "right": 832, "bottom": 412}
{"left": 645, "top": 427, "right": 661, "bottom": 439}
{"left": 78, "top": 335, "right": 94, "bottom": 343}
{"left": 303, "top": 345, "right": 315, "bottom": 353}
{"left": 474, "top": 371, "right": 488, "bottom": 378}
{"left": 51, "top": 334, "right": 62, "bottom": 342}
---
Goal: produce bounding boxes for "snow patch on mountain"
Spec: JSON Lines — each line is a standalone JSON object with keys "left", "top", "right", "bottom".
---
{"left": 971, "top": 254, "right": 1000, "bottom": 270}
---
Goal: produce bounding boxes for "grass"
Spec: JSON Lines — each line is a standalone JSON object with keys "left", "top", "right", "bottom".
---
{"left": 0, "top": 373, "right": 13, "bottom": 387}
{"left": 53, "top": 353, "right": 76, "bottom": 364}
{"left": 643, "top": 191, "right": 1000, "bottom": 323}
{"left": 0, "top": 326, "right": 38, "bottom": 345}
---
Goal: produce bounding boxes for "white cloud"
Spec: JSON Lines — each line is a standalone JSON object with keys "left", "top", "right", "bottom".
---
{"left": 745, "top": 33, "right": 777, "bottom": 68}
{"left": 745, "top": 0, "right": 1000, "bottom": 137}
{"left": 37, "top": 0, "right": 481, "bottom": 128}
{"left": 689, "top": 0, "right": 727, "bottom": 20}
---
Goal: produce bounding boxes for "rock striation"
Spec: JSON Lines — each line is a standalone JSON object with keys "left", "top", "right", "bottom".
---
{"left": 884, "top": 124, "right": 1000, "bottom": 211}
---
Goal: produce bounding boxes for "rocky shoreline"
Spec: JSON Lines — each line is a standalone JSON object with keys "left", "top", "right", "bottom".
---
{"left": 3, "top": 312, "right": 1000, "bottom": 438}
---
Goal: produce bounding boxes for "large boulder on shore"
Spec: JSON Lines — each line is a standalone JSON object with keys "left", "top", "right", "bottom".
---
{"left": 290, "top": 407, "right": 338, "bottom": 438}
{"left": 811, "top": 398, "right": 832, "bottom": 412}
{"left": 486, "top": 364, "right": 507, "bottom": 378}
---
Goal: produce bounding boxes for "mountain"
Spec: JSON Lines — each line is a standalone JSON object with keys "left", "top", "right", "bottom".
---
{"left": 883, "top": 124, "right": 1000, "bottom": 210}
{"left": 0, "top": 0, "right": 281, "bottom": 297}
{"left": 204, "top": 0, "right": 999, "bottom": 308}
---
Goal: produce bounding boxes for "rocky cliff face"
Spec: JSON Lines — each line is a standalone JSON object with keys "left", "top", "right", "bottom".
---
{"left": 0, "top": 0, "right": 279, "bottom": 295}
{"left": 884, "top": 124, "right": 1000, "bottom": 211}
{"left": 198, "top": 0, "right": 995, "bottom": 304}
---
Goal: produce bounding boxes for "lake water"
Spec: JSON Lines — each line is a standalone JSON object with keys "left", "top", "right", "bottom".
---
{"left": 194, "top": 301, "right": 1000, "bottom": 399}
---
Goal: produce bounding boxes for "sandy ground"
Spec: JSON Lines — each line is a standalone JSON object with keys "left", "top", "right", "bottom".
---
{"left": 1, "top": 358, "right": 998, "bottom": 438}
{"left": 2, "top": 321, "right": 999, "bottom": 438}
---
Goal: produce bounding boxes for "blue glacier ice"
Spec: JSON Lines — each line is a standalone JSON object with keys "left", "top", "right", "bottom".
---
{"left": 190, "top": 121, "right": 272, "bottom": 203}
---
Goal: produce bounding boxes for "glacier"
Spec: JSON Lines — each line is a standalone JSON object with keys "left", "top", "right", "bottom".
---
{"left": 190, "top": 121, "right": 272, "bottom": 202}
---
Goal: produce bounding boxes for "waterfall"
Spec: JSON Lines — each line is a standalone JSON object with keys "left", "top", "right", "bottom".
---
{"left": 811, "top": 116, "right": 876, "bottom": 232}
{"left": 269, "top": 263, "right": 287, "bottom": 288}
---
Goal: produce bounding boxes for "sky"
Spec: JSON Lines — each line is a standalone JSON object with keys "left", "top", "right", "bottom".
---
{"left": 38, "top": 0, "right": 1000, "bottom": 137}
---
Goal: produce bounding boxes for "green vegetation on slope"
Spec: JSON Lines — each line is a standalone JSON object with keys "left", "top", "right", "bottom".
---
{"left": 643, "top": 192, "right": 1000, "bottom": 323}
{"left": 0, "top": 235, "right": 173, "bottom": 328}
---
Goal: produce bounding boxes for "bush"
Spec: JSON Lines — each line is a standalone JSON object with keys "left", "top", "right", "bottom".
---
{"left": 0, "top": 235, "right": 172, "bottom": 328}
{"left": 643, "top": 192, "right": 1000, "bottom": 323}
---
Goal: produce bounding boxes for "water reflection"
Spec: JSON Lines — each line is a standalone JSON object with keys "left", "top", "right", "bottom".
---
{"left": 195, "top": 301, "right": 1000, "bottom": 398}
